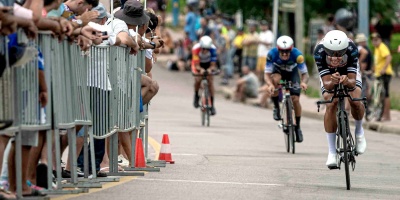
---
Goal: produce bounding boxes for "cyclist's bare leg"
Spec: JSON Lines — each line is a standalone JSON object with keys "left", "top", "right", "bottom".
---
{"left": 291, "top": 95, "right": 301, "bottom": 117}
{"left": 194, "top": 77, "right": 201, "bottom": 93}
{"left": 348, "top": 88, "right": 365, "bottom": 120}
{"left": 207, "top": 75, "right": 215, "bottom": 106}
{"left": 323, "top": 92, "right": 338, "bottom": 133}
{"left": 323, "top": 92, "right": 339, "bottom": 157}
{"left": 235, "top": 82, "right": 246, "bottom": 102}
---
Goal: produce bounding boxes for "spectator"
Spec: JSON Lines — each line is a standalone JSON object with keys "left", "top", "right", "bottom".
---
{"left": 197, "top": 17, "right": 211, "bottom": 38}
{"left": 374, "top": 12, "right": 393, "bottom": 47}
{"left": 256, "top": 20, "right": 273, "bottom": 83}
{"left": 242, "top": 23, "right": 259, "bottom": 71}
{"left": 371, "top": 32, "right": 393, "bottom": 121}
{"left": 322, "top": 14, "right": 335, "bottom": 34}
{"left": 232, "top": 27, "right": 245, "bottom": 76}
{"left": 184, "top": 5, "right": 197, "bottom": 42}
{"left": 234, "top": 66, "right": 260, "bottom": 102}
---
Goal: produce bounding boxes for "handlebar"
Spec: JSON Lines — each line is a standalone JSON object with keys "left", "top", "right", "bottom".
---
{"left": 316, "top": 83, "right": 367, "bottom": 112}
{"left": 274, "top": 80, "right": 294, "bottom": 92}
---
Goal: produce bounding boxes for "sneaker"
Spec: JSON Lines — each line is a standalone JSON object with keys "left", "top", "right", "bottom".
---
{"left": 76, "top": 168, "right": 85, "bottom": 177}
{"left": 61, "top": 169, "right": 71, "bottom": 178}
{"left": 96, "top": 171, "right": 107, "bottom": 177}
{"left": 273, "top": 108, "right": 281, "bottom": 121}
{"left": 356, "top": 135, "right": 367, "bottom": 154}
{"left": 193, "top": 94, "right": 200, "bottom": 108}
{"left": 295, "top": 128, "right": 303, "bottom": 143}
{"left": 118, "top": 154, "right": 129, "bottom": 167}
{"left": 326, "top": 153, "right": 337, "bottom": 168}
{"left": 210, "top": 107, "right": 216, "bottom": 115}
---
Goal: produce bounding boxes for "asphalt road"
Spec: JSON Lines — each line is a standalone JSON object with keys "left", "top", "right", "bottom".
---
{"left": 65, "top": 64, "right": 400, "bottom": 200}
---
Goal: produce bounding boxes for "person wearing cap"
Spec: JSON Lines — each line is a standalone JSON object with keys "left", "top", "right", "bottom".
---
{"left": 355, "top": 33, "right": 373, "bottom": 105}
{"left": 314, "top": 30, "right": 367, "bottom": 168}
{"left": 371, "top": 32, "right": 393, "bottom": 121}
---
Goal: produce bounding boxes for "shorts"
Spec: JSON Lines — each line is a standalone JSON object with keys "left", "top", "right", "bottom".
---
{"left": 319, "top": 67, "right": 362, "bottom": 94}
{"left": 191, "top": 62, "right": 211, "bottom": 73}
{"left": 21, "top": 131, "right": 39, "bottom": 146}
{"left": 242, "top": 56, "right": 257, "bottom": 71}
{"left": 272, "top": 68, "right": 301, "bottom": 96}
{"left": 256, "top": 56, "right": 266, "bottom": 72}
{"left": 245, "top": 86, "right": 258, "bottom": 98}
{"left": 377, "top": 74, "right": 391, "bottom": 97}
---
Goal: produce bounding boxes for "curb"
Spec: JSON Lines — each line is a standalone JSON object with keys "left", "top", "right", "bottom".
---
{"left": 217, "top": 87, "right": 400, "bottom": 136}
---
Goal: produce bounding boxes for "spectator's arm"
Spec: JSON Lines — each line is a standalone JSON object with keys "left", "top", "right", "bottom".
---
{"left": 358, "top": 47, "right": 368, "bottom": 72}
{"left": 13, "top": 17, "right": 37, "bottom": 39}
{"left": 145, "top": 57, "right": 152, "bottom": 73}
{"left": 382, "top": 54, "right": 392, "bottom": 72}
{"left": 38, "top": 70, "right": 48, "bottom": 107}
{"left": 22, "top": 0, "right": 43, "bottom": 24}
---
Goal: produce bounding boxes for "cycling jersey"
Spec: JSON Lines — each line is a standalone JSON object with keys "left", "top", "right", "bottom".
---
{"left": 265, "top": 47, "right": 308, "bottom": 74}
{"left": 191, "top": 43, "right": 217, "bottom": 72}
{"left": 265, "top": 47, "right": 308, "bottom": 96}
{"left": 314, "top": 40, "right": 362, "bottom": 94}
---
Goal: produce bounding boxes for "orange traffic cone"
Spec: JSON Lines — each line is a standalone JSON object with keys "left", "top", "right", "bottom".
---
{"left": 158, "top": 134, "right": 175, "bottom": 164}
{"left": 135, "top": 138, "right": 146, "bottom": 168}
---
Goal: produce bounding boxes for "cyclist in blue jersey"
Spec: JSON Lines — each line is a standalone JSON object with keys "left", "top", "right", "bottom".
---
{"left": 264, "top": 36, "right": 309, "bottom": 143}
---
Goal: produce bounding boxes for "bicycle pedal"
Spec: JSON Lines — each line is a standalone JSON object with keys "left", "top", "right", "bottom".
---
{"left": 277, "top": 124, "right": 283, "bottom": 129}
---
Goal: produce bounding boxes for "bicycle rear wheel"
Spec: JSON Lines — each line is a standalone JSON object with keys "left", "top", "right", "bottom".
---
{"left": 339, "top": 111, "right": 351, "bottom": 190}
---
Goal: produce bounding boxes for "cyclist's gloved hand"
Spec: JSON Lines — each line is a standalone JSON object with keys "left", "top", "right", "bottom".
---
{"left": 331, "top": 72, "right": 340, "bottom": 85}
{"left": 268, "top": 85, "right": 275, "bottom": 94}
{"left": 339, "top": 75, "right": 349, "bottom": 86}
{"left": 300, "top": 82, "right": 308, "bottom": 91}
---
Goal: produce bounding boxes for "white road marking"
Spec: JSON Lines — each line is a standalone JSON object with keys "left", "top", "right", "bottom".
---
{"left": 136, "top": 178, "right": 283, "bottom": 186}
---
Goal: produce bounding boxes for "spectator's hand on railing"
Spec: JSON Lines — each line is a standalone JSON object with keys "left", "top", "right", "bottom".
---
{"left": 77, "top": 35, "right": 92, "bottom": 51}
{"left": 60, "top": 18, "right": 73, "bottom": 36}
{"left": 0, "top": 12, "right": 18, "bottom": 35}
{"left": 78, "top": 10, "right": 99, "bottom": 26}
{"left": 23, "top": 20, "right": 38, "bottom": 39}
{"left": 80, "top": 25, "right": 102, "bottom": 40}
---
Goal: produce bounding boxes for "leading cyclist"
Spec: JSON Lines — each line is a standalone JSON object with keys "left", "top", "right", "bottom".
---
{"left": 313, "top": 30, "right": 367, "bottom": 168}
{"left": 264, "top": 36, "right": 309, "bottom": 143}
{"left": 192, "top": 35, "right": 218, "bottom": 115}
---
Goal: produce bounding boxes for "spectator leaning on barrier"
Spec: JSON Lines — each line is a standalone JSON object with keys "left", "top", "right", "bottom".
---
{"left": 371, "top": 32, "right": 393, "bottom": 121}
{"left": 234, "top": 65, "right": 260, "bottom": 102}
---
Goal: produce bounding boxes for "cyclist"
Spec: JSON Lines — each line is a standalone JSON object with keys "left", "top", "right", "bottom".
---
{"left": 313, "top": 30, "right": 367, "bottom": 168}
{"left": 192, "top": 35, "right": 218, "bottom": 115}
{"left": 265, "top": 36, "right": 309, "bottom": 143}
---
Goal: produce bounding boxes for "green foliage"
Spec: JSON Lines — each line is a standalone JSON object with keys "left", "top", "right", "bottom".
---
{"left": 305, "top": 85, "right": 321, "bottom": 99}
{"left": 216, "top": 0, "right": 273, "bottom": 20}
{"left": 390, "top": 94, "right": 400, "bottom": 110}
{"left": 304, "top": 54, "right": 315, "bottom": 75}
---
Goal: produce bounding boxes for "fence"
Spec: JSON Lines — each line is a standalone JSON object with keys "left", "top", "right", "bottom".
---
{"left": 0, "top": 31, "right": 162, "bottom": 198}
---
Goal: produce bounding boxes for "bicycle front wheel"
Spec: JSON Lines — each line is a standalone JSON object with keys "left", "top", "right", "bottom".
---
{"left": 339, "top": 111, "right": 351, "bottom": 190}
{"left": 287, "top": 100, "right": 295, "bottom": 154}
{"left": 281, "top": 99, "right": 290, "bottom": 153}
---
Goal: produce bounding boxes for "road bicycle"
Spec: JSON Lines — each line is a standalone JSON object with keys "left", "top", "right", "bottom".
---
{"left": 276, "top": 80, "right": 296, "bottom": 154}
{"left": 366, "top": 78, "right": 385, "bottom": 121}
{"left": 317, "top": 83, "right": 366, "bottom": 190}
{"left": 193, "top": 70, "right": 219, "bottom": 127}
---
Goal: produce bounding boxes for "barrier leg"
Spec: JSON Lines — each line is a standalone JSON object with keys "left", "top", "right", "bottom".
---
{"left": 124, "top": 128, "right": 160, "bottom": 172}
{"left": 107, "top": 132, "right": 144, "bottom": 176}
{"left": 15, "top": 131, "right": 22, "bottom": 199}
{"left": 43, "top": 129, "right": 86, "bottom": 194}
{"left": 46, "top": 130, "right": 53, "bottom": 190}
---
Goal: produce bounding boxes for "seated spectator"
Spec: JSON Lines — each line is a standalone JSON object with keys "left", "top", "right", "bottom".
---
{"left": 234, "top": 66, "right": 260, "bottom": 102}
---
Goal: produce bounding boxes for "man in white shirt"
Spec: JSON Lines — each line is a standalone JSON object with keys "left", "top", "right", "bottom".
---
{"left": 256, "top": 20, "right": 273, "bottom": 83}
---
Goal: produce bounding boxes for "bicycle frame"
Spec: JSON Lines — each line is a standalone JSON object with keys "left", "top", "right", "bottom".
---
{"left": 277, "top": 80, "right": 296, "bottom": 154}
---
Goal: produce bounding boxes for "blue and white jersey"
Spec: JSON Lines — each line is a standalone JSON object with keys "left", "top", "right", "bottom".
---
{"left": 265, "top": 47, "right": 308, "bottom": 74}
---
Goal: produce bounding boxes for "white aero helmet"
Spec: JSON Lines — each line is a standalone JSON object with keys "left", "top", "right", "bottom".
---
{"left": 200, "top": 35, "right": 213, "bottom": 49}
{"left": 276, "top": 35, "right": 294, "bottom": 50}
{"left": 322, "top": 30, "right": 349, "bottom": 57}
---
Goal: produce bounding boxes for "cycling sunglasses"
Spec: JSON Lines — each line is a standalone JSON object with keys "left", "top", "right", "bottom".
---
{"left": 279, "top": 49, "right": 291, "bottom": 54}
{"left": 324, "top": 47, "right": 347, "bottom": 57}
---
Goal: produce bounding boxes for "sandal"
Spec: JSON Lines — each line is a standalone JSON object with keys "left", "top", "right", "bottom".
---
{"left": 22, "top": 189, "right": 46, "bottom": 197}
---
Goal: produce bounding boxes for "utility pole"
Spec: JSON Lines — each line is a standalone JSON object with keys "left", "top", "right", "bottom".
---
{"left": 358, "top": 0, "right": 369, "bottom": 38}
{"left": 272, "top": 0, "right": 279, "bottom": 47}
{"left": 295, "top": 0, "right": 304, "bottom": 53}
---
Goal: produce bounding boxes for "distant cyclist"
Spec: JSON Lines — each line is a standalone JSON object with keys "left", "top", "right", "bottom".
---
{"left": 192, "top": 35, "right": 218, "bottom": 115}
{"left": 264, "top": 36, "right": 309, "bottom": 143}
{"left": 313, "top": 30, "right": 366, "bottom": 168}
